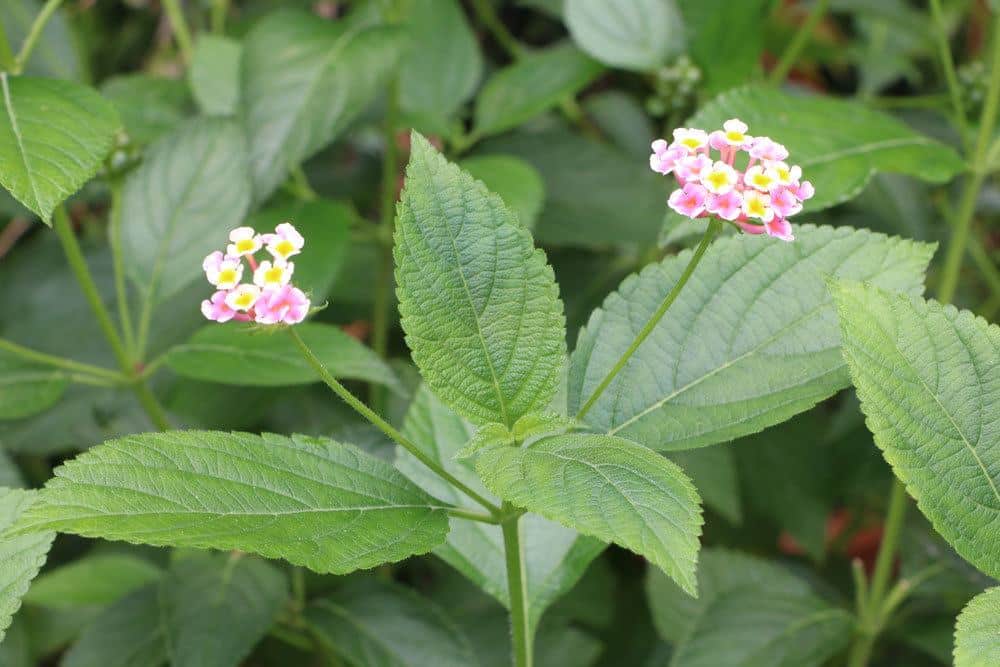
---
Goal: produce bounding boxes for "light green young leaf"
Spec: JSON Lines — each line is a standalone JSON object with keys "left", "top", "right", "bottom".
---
{"left": 569, "top": 225, "right": 934, "bottom": 452}
{"left": 61, "top": 585, "right": 168, "bottom": 667}
{"left": 474, "top": 44, "right": 603, "bottom": 137}
{"left": 101, "top": 75, "right": 191, "bottom": 146}
{"left": 455, "top": 412, "right": 578, "bottom": 460}
{"left": 565, "top": 0, "right": 684, "bottom": 71}
{"left": 242, "top": 10, "right": 405, "bottom": 201}
{"left": 15, "top": 431, "right": 450, "bottom": 575}
{"left": 830, "top": 281, "right": 1000, "bottom": 578}
{"left": 189, "top": 35, "right": 242, "bottom": 116}
{"left": 0, "top": 357, "right": 67, "bottom": 420}
{"left": 0, "top": 488, "right": 55, "bottom": 642}
{"left": 165, "top": 323, "right": 399, "bottom": 389}
{"left": 397, "top": 385, "right": 604, "bottom": 633}
{"left": 459, "top": 155, "right": 545, "bottom": 230}
{"left": 307, "top": 578, "right": 477, "bottom": 667}
{"left": 395, "top": 133, "right": 566, "bottom": 427}
{"left": 121, "top": 117, "right": 252, "bottom": 305}
{"left": 476, "top": 433, "right": 703, "bottom": 595}
{"left": 25, "top": 553, "right": 161, "bottom": 609}
{"left": 687, "top": 86, "right": 966, "bottom": 211}
{"left": 0, "top": 75, "right": 119, "bottom": 223}
{"left": 954, "top": 587, "right": 1000, "bottom": 667}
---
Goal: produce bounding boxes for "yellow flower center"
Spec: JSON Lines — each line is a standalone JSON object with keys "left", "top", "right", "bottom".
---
{"left": 748, "top": 200, "right": 766, "bottom": 216}
{"left": 275, "top": 239, "right": 295, "bottom": 257}
{"left": 707, "top": 171, "right": 730, "bottom": 189}
{"left": 234, "top": 292, "right": 255, "bottom": 308}
{"left": 726, "top": 130, "right": 744, "bottom": 143}
{"left": 264, "top": 266, "right": 284, "bottom": 284}
{"left": 776, "top": 167, "right": 790, "bottom": 181}
{"left": 681, "top": 137, "right": 702, "bottom": 150}
{"left": 236, "top": 238, "right": 255, "bottom": 253}
{"left": 752, "top": 173, "right": 772, "bottom": 189}
{"left": 217, "top": 268, "right": 238, "bottom": 285}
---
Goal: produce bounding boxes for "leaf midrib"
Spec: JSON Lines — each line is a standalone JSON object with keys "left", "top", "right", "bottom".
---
{"left": 1, "top": 73, "right": 42, "bottom": 214}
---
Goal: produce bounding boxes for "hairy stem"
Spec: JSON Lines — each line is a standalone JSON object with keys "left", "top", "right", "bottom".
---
{"left": 928, "top": 0, "right": 970, "bottom": 149}
{"left": 768, "top": 0, "right": 831, "bottom": 86}
{"left": 161, "top": 0, "right": 195, "bottom": 64}
{"left": 0, "top": 337, "right": 125, "bottom": 382}
{"left": 576, "top": 219, "right": 721, "bottom": 420}
{"left": 12, "top": 0, "right": 63, "bottom": 74}
{"left": 501, "top": 504, "right": 532, "bottom": 667}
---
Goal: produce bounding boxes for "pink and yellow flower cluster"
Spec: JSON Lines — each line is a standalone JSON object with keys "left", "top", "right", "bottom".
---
{"left": 650, "top": 119, "right": 814, "bottom": 241}
{"left": 200, "top": 223, "right": 310, "bottom": 325}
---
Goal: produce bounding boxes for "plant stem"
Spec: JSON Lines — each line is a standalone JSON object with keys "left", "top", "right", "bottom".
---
{"left": 928, "top": 0, "right": 970, "bottom": 150}
{"left": 768, "top": 0, "right": 831, "bottom": 86}
{"left": 161, "top": 0, "right": 194, "bottom": 64}
{"left": 576, "top": 219, "right": 721, "bottom": 420}
{"left": 448, "top": 507, "right": 501, "bottom": 524}
{"left": 0, "top": 17, "right": 15, "bottom": 71}
{"left": 287, "top": 328, "right": 501, "bottom": 515}
{"left": 210, "top": 0, "right": 229, "bottom": 34}
{"left": 108, "top": 179, "right": 137, "bottom": 356}
{"left": 12, "top": 0, "right": 62, "bottom": 74}
{"left": 501, "top": 503, "right": 532, "bottom": 667}
{"left": 0, "top": 338, "right": 125, "bottom": 382}
{"left": 469, "top": 0, "right": 524, "bottom": 58}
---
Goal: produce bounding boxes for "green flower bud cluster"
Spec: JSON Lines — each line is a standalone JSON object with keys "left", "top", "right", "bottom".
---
{"left": 646, "top": 55, "right": 702, "bottom": 118}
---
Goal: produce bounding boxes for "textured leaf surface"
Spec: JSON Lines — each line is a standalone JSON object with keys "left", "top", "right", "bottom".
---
{"left": 25, "top": 553, "right": 161, "bottom": 608}
{"left": 954, "top": 587, "right": 1000, "bottom": 667}
{"left": 242, "top": 10, "right": 404, "bottom": 200}
{"left": 477, "top": 433, "right": 703, "bottom": 594}
{"left": 688, "top": 86, "right": 965, "bottom": 210}
{"left": 397, "top": 385, "right": 604, "bottom": 632}
{"left": 189, "top": 35, "right": 241, "bottom": 115}
{"left": 166, "top": 323, "right": 398, "bottom": 389}
{"left": 679, "top": 0, "right": 768, "bottom": 94}
{"left": 61, "top": 585, "right": 167, "bottom": 667}
{"left": 0, "top": 488, "right": 54, "bottom": 643}
{"left": 307, "top": 578, "right": 477, "bottom": 667}
{"left": 830, "top": 281, "right": 1000, "bottom": 578}
{"left": 565, "top": 0, "right": 684, "bottom": 71}
{"left": 0, "top": 74, "right": 119, "bottom": 222}
{"left": 569, "top": 225, "right": 934, "bottom": 451}
{"left": 121, "top": 117, "right": 252, "bottom": 304}
{"left": 459, "top": 155, "right": 545, "bottom": 230}
{"left": 17, "top": 431, "right": 449, "bottom": 574}
{"left": 395, "top": 134, "right": 566, "bottom": 427}
{"left": 101, "top": 75, "right": 191, "bottom": 145}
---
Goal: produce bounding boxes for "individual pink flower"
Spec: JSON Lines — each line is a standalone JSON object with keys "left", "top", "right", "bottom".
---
{"left": 741, "top": 190, "right": 774, "bottom": 222}
{"left": 227, "top": 227, "right": 262, "bottom": 257}
{"left": 699, "top": 161, "right": 739, "bottom": 194}
{"left": 793, "top": 180, "right": 815, "bottom": 201}
{"left": 720, "top": 118, "right": 751, "bottom": 148}
{"left": 706, "top": 190, "right": 743, "bottom": 221}
{"left": 672, "top": 128, "right": 709, "bottom": 153}
{"left": 203, "top": 251, "right": 244, "bottom": 289}
{"left": 649, "top": 142, "right": 687, "bottom": 175}
{"left": 770, "top": 187, "right": 803, "bottom": 218}
{"left": 765, "top": 217, "right": 795, "bottom": 241}
{"left": 673, "top": 154, "right": 713, "bottom": 183}
{"left": 262, "top": 222, "right": 305, "bottom": 261}
{"left": 668, "top": 183, "right": 708, "bottom": 219}
{"left": 225, "top": 284, "right": 261, "bottom": 312}
{"left": 749, "top": 137, "right": 789, "bottom": 162}
{"left": 253, "top": 259, "right": 294, "bottom": 288}
{"left": 201, "top": 290, "right": 236, "bottom": 323}
{"left": 254, "top": 284, "right": 311, "bottom": 325}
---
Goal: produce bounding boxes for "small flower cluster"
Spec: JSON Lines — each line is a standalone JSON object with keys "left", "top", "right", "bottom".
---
{"left": 201, "top": 223, "right": 310, "bottom": 325}
{"left": 650, "top": 118, "right": 814, "bottom": 241}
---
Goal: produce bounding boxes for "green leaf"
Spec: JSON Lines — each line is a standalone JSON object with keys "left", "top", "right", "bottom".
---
{"left": 669, "top": 445, "right": 741, "bottom": 524}
{"left": 397, "top": 385, "right": 604, "bottom": 633}
{"left": 0, "top": 356, "right": 67, "bottom": 420}
{"left": 16, "top": 431, "right": 449, "bottom": 575}
{"left": 101, "top": 75, "right": 192, "bottom": 146}
{"left": 165, "top": 322, "right": 399, "bottom": 389}
{"left": 459, "top": 155, "right": 545, "bottom": 230}
{"left": 189, "top": 35, "right": 242, "bottom": 116}
{"left": 121, "top": 117, "right": 252, "bottom": 305}
{"left": 678, "top": 0, "right": 769, "bottom": 94}
{"left": 687, "top": 86, "right": 966, "bottom": 211}
{"left": 0, "top": 0, "right": 81, "bottom": 80}
{"left": 476, "top": 433, "right": 703, "bottom": 595}
{"left": 61, "top": 585, "right": 168, "bottom": 667}
{"left": 242, "top": 10, "right": 405, "bottom": 201}
{"left": 395, "top": 133, "right": 566, "bottom": 427}
{"left": 474, "top": 44, "right": 603, "bottom": 137}
{"left": 829, "top": 281, "right": 1000, "bottom": 578}
{"left": 0, "top": 74, "right": 119, "bottom": 223}
{"left": 954, "top": 587, "right": 1000, "bottom": 667}
{"left": 24, "top": 554, "right": 161, "bottom": 609}
{"left": 0, "top": 488, "right": 54, "bottom": 642}
{"left": 565, "top": 0, "right": 684, "bottom": 71}
{"left": 569, "top": 225, "right": 934, "bottom": 451}
{"left": 0, "top": 448, "right": 23, "bottom": 488}
{"left": 307, "top": 578, "right": 477, "bottom": 667}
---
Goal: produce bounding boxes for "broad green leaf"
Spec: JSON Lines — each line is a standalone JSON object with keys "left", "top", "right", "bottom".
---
{"left": 399, "top": 0, "right": 482, "bottom": 126}
{"left": 16, "top": 431, "right": 450, "bottom": 575}
{"left": 0, "top": 357, "right": 67, "bottom": 420}
{"left": 687, "top": 86, "right": 966, "bottom": 211}
{"left": 395, "top": 133, "right": 566, "bottom": 427}
{"left": 584, "top": 90, "right": 656, "bottom": 157}
{"left": 121, "top": 117, "right": 252, "bottom": 305}
{"left": 189, "top": 36, "right": 242, "bottom": 116}
{"left": 476, "top": 433, "right": 703, "bottom": 595}
{"left": 24, "top": 554, "right": 161, "bottom": 609}
{"left": 160, "top": 553, "right": 288, "bottom": 667}
{"left": 397, "top": 385, "right": 604, "bottom": 633}
{"left": 830, "top": 281, "right": 1000, "bottom": 578}
{"left": 474, "top": 44, "right": 603, "bottom": 137}
{"left": 0, "top": 448, "right": 22, "bottom": 488}
{"left": 459, "top": 155, "right": 545, "bottom": 230}
{"left": 0, "top": 75, "right": 119, "bottom": 223}
{"left": 61, "top": 585, "right": 167, "bottom": 667}
{"left": 0, "top": 488, "right": 54, "bottom": 642}
{"left": 0, "top": 0, "right": 80, "bottom": 80}
{"left": 165, "top": 322, "right": 398, "bottom": 389}
{"left": 954, "top": 587, "right": 1000, "bottom": 667}
{"left": 242, "top": 10, "right": 405, "bottom": 201}
{"left": 569, "top": 225, "right": 934, "bottom": 451}
{"left": 565, "top": 0, "right": 684, "bottom": 71}
{"left": 307, "top": 578, "right": 477, "bottom": 667}
{"left": 678, "top": 0, "right": 768, "bottom": 94}
{"left": 669, "top": 445, "right": 741, "bottom": 524}
{"left": 101, "top": 75, "right": 192, "bottom": 145}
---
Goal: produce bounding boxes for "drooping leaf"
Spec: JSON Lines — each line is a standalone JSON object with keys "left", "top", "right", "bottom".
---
{"left": 0, "top": 488, "right": 54, "bottom": 642}
{"left": 25, "top": 553, "right": 161, "bottom": 609}
{"left": 830, "top": 281, "right": 1000, "bottom": 578}
{"left": 16, "top": 431, "right": 449, "bottom": 575}
{"left": 165, "top": 323, "right": 399, "bottom": 389}
{"left": 61, "top": 585, "right": 168, "bottom": 667}
{"left": 569, "top": 225, "right": 934, "bottom": 451}
{"left": 678, "top": 0, "right": 769, "bottom": 94}
{"left": 0, "top": 355, "right": 67, "bottom": 420}
{"left": 474, "top": 44, "right": 603, "bottom": 137}
{"left": 954, "top": 587, "right": 1000, "bottom": 667}
{"left": 687, "top": 86, "right": 966, "bottom": 211}
{"left": 242, "top": 9, "right": 405, "bottom": 200}
{"left": 459, "top": 155, "right": 545, "bottom": 230}
{"left": 307, "top": 578, "right": 477, "bottom": 667}
{"left": 101, "top": 75, "right": 192, "bottom": 145}
{"left": 565, "top": 0, "right": 685, "bottom": 71}
{"left": 395, "top": 133, "right": 566, "bottom": 427}
{"left": 121, "top": 117, "right": 252, "bottom": 305}
{"left": 0, "top": 74, "right": 119, "bottom": 223}
{"left": 189, "top": 35, "right": 242, "bottom": 116}
{"left": 476, "top": 433, "right": 703, "bottom": 595}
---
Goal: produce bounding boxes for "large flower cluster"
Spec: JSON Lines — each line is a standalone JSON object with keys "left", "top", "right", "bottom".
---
{"left": 650, "top": 118, "right": 814, "bottom": 241}
{"left": 200, "top": 223, "right": 310, "bottom": 325}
